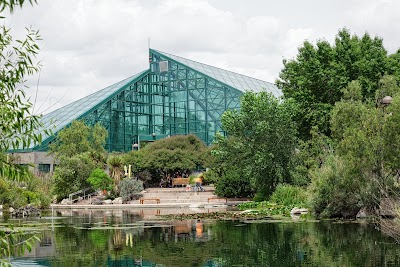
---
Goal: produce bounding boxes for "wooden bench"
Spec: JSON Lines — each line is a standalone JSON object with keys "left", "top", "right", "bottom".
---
{"left": 139, "top": 198, "right": 160, "bottom": 204}
{"left": 172, "top": 177, "right": 190, "bottom": 187}
{"left": 208, "top": 197, "right": 227, "bottom": 203}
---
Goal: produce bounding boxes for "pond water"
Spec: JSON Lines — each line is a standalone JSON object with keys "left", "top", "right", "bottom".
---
{"left": 3, "top": 208, "right": 400, "bottom": 267}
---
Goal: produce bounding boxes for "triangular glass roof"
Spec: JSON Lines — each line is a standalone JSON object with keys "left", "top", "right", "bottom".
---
{"left": 151, "top": 49, "right": 282, "bottom": 97}
{"left": 31, "top": 70, "right": 149, "bottom": 150}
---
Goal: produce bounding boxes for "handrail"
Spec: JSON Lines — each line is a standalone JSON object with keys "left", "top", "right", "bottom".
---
{"left": 68, "top": 187, "right": 95, "bottom": 202}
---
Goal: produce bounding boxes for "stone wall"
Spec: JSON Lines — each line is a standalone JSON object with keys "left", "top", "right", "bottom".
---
{"left": 10, "top": 151, "right": 56, "bottom": 174}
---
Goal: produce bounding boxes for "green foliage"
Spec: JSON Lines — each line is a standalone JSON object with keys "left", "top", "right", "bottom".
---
{"left": 0, "top": 26, "right": 45, "bottom": 152}
{"left": 277, "top": 28, "right": 391, "bottom": 139}
{"left": 202, "top": 169, "right": 219, "bottom": 185}
{"left": 269, "top": 184, "right": 308, "bottom": 207}
{"left": 0, "top": 229, "right": 39, "bottom": 267}
{"left": 52, "top": 153, "right": 99, "bottom": 201}
{"left": 0, "top": 0, "right": 37, "bottom": 12}
{"left": 141, "top": 135, "right": 207, "bottom": 180}
{"left": 119, "top": 178, "right": 143, "bottom": 203}
{"left": 214, "top": 168, "right": 255, "bottom": 198}
{"left": 309, "top": 155, "right": 363, "bottom": 218}
{"left": 214, "top": 91, "right": 297, "bottom": 198}
{"left": 87, "top": 168, "right": 113, "bottom": 192}
{"left": 107, "top": 154, "right": 123, "bottom": 188}
{"left": 308, "top": 76, "right": 400, "bottom": 218}
{"left": 50, "top": 121, "right": 108, "bottom": 201}
{"left": 290, "top": 128, "right": 333, "bottom": 186}
{"left": 122, "top": 150, "right": 145, "bottom": 174}
{"left": 50, "top": 120, "right": 107, "bottom": 161}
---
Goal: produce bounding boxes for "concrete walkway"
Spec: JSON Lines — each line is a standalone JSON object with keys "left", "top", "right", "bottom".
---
{"left": 52, "top": 185, "right": 249, "bottom": 209}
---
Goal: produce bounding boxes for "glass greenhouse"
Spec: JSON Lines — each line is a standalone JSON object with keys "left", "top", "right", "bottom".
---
{"left": 30, "top": 49, "right": 281, "bottom": 152}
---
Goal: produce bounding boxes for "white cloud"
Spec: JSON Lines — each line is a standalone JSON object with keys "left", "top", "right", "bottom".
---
{"left": 3, "top": 0, "right": 400, "bottom": 114}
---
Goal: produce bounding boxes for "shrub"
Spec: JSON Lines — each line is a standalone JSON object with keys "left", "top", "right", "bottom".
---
{"left": 202, "top": 170, "right": 219, "bottom": 185}
{"left": 87, "top": 168, "right": 113, "bottom": 192}
{"left": 215, "top": 168, "right": 255, "bottom": 198}
{"left": 119, "top": 178, "right": 144, "bottom": 203}
{"left": 309, "top": 155, "right": 362, "bottom": 218}
{"left": 269, "top": 184, "right": 308, "bottom": 206}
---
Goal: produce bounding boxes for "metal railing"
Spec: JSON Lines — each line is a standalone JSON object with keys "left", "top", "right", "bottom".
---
{"left": 68, "top": 187, "right": 96, "bottom": 202}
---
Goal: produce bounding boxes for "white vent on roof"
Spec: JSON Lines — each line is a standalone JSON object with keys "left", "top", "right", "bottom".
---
{"left": 159, "top": 61, "right": 169, "bottom": 72}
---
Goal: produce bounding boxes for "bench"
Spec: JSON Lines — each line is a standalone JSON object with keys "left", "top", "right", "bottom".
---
{"left": 139, "top": 198, "right": 160, "bottom": 204}
{"left": 172, "top": 177, "right": 190, "bottom": 187}
{"left": 208, "top": 197, "right": 227, "bottom": 203}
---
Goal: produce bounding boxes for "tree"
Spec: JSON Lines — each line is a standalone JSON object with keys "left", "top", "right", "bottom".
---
{"left": 52, "top": 153, "right": 98, "bottom": 201}
{"left": 139, "top": 135, "right": 208, "bottom": 182}
{"left": 50, "top": 121, "right": 108, "bottom": 201}
{"left": 87, "top": 168, "right": 113, "bottom": 193}
{"left": 214, "top": 91, "right": 297, "bottom": 199}
{"left": 277, "top": 28, "right": 391, "bottom": 140}
{"left": 50, "top": 120, "right": 107, "bottom": 161}
{"left": 310, "top": 76, "right": 400, "bottom": 218}
{"left": 0, "top": 1, "right": 45, "bottom": 265}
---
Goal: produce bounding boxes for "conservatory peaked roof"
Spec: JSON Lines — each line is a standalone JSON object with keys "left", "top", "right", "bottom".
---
{"left": 30, "top": 70, "right": 149, "bottom": 150}
{"left": 21, "top": 49, "right": 282, "bottom": 151}
{"left": 151, "top": 49, "right": 282, "bottom": 97}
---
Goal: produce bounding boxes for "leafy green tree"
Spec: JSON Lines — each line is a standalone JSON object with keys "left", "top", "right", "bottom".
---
{"left": 0, "top": 1, "right": 46, "bottom": 265}
{"left": 214, "top": 166, "right": 255, "bottom": 198}
{"left": 50, "top": 121, "right": 108, "bottom": 201}
{"left": 214, "top": 91, "right": 297, "bottom": 199}
{"left": 277, "top": 28, "right": 390, "bottom": 139}
{"left": 52, "top": 153, "right": 98, "bottom": 201}
{"left": 310, "top": 76, "right": 400, "bottom": 217}
{"left": 87, "top": 168, "right": 113, "bottom": 193}
{"left": 139, "top": 135, "right": 208, "bottom": 182}
{"left": 50, "top": 120, "right": 107, "bottom": 161}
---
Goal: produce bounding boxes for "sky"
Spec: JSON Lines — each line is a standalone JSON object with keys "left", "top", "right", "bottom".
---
{"left": 4, "top": 0, "right": 400, "bottom": 114}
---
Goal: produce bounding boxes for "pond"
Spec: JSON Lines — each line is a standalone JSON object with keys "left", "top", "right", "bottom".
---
{"left": 3, "top": 208, "right": 400, "bottom": 267}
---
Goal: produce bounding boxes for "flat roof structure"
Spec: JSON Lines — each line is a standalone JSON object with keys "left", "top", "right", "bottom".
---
{"left": 27, "top": 49, "right": 281, "bottom": 152}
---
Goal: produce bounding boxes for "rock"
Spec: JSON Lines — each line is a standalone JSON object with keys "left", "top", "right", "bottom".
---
{"left": 290, "top": 207, "right": 309, "bottom": 215}
{"left": 10, "top": 205, "right": 41, "bottom": 217}
{"left": 91, "top": 199, "right": 103, "bottom": 205}
{"left": 60, "top": 199, "right": 72, "bottom": 205}
{"left": 103, "top": 199, "right": 112, "bottom": 205}
{"left": 356, "top": 207, "right": 375, "bottom": 218}
{"left": 112, "top": 197, "right": 123, "bottom": 204}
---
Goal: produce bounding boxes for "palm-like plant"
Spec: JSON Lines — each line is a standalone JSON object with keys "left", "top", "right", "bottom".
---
{"left": 107, "top": 155, "right": 124, "bottom": 191}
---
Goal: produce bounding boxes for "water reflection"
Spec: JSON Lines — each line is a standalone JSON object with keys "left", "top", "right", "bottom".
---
{"left": 6, "top": 209, "right": 400, "bottom": 266}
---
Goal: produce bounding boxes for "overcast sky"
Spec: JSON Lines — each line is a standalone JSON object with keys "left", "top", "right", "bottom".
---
{"left": 4, "top": 0, "right": 400, "bottom": 114}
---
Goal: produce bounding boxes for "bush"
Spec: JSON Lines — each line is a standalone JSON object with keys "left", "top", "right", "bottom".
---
{"left": 87, "top": 168, "right": 113, "bottom": 192}
{"left": 202, "top": 170, "right": 219, "bottom": 185}
{"left": 309, "top": 155, "right": 362, "bottom": 218}
{"left": 269, "top": 184, "right": 308, "bottom": 206}
{"left": 215, "top": 169, "right": 255, "bottom": 198}
{"left": 119, "top": 178, "right": 144, "bottom": 203}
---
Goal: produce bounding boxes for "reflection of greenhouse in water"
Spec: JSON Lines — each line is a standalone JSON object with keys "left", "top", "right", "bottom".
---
{"left": 25, "top": 49, "right": 280, "bottom": 152}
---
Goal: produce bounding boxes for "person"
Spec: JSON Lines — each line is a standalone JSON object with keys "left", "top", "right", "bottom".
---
{"left": 195, "top": 176, "right": 205, "bottom": 192}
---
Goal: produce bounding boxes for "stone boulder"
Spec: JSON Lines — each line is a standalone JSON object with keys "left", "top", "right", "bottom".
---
{"left": 290, "top": 207, "right": 309, "bottom": 215}
{"left": 112, "top": 197, "right": 123, "bottom": 204}
{"left": 60, "top": 199, "right": 72, "bottom": 205}
{"left": 103, "top": 199, "right": 112, "bottom": 205}
{"left": 10, "top": 205, "right": 41, "bottom": 217}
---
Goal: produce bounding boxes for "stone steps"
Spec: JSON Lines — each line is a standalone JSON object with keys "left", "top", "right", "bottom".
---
{"left": 140, "top": 186, "right": 217, "bottom": 204}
